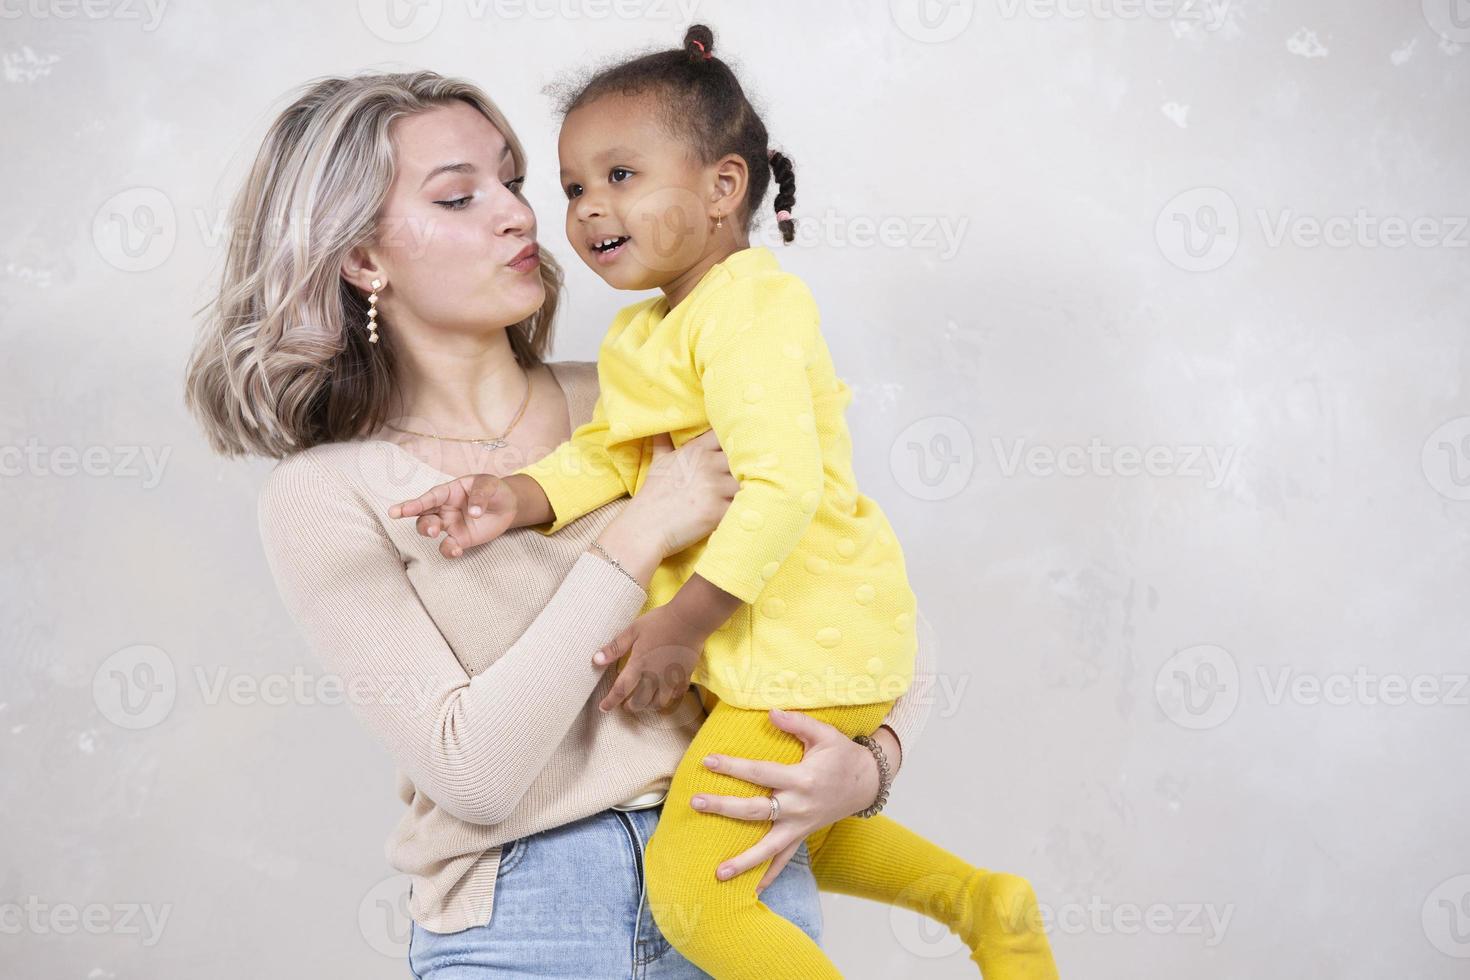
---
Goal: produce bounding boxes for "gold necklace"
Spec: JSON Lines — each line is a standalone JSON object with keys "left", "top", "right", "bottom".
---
{"left": 384, "top": 369, "right": 532, "bottom": 451}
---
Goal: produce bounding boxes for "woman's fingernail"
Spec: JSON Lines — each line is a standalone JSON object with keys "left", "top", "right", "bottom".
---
{"left": 469, "top": 506, "right": 482, "bottom": 517}
{"left": 593, "top": 653, "right": 605, "bottom": 665}
{"left": 691, "top": 797, "right": 706, "bottom": 810}
{"left": 717, "top": 866, "right": 733, "bottom": 880}
{"left": 704, "top": 755, "right": 719, "bottom": 769}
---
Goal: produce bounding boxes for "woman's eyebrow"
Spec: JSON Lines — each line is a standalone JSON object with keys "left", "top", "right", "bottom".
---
{"left": 419, "top": 146, "right": 512, "bottom": 188}
{"left": 420, "top": 162, "right": 474, "bottom": 188}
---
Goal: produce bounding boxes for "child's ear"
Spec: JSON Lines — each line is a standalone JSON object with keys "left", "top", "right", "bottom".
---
{"left": 710, "top": 152, "right": 748, "bottom": 218}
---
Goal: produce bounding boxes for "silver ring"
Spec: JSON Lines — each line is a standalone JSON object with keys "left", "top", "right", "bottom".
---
{"left": 767, "top": 793, "right": 781, "bottom": 822}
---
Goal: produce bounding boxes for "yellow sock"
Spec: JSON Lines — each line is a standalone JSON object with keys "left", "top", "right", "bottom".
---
{"left": 807, "top": 815, "right": 1059, "bottom": 978}
{"left": 643, "top": 694, "right": 1059, "bottom": 978}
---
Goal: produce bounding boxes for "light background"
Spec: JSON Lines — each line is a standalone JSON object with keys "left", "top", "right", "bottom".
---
{"left": 3, "top": 0, "right": 1470, "bottom": 977}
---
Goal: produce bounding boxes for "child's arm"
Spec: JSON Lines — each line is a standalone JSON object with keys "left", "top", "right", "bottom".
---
{"left": 392, "top": 393, "right": 634, "bottom": 554}
{"left": 511, "top": 391, "right": 635, "bottom": 535}
{"left": 683, "top": 274, "right": 826, "bottom": 607}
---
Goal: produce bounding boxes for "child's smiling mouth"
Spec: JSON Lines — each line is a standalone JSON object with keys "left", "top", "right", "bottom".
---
{"left": 589, "top": 235, "right": 631, "bottom": 264}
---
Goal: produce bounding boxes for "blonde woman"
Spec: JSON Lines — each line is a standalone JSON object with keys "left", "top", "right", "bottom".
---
{"left": 183, "top": 71, "right": 964, "bottom": 978}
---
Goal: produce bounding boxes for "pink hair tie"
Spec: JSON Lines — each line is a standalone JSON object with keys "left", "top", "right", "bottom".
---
{"left": 690, "top": 39, "right": 712, "bottom": 60}
{"left": 775, "top": 210, "right": 792, "bottom": 222}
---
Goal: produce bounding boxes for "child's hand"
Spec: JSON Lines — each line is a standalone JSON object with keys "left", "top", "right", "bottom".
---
{"left": 389, "top": 474, "right": 518, "bottom": 559}
{"left": 595, "top": 605, "right": 707, "bottom": 713}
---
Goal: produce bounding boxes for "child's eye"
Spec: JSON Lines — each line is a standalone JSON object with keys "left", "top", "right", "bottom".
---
{"left": 435, "top": 196, "right": 472, "bottom": 211}
{"left": 609, "top": 167, "right": 633, "bottom": 183}
{"left": 504, "top": 175, "right": 526, "bottom": 194}
{"left": 565, "top": 182, "right": 584, "bottom": 200}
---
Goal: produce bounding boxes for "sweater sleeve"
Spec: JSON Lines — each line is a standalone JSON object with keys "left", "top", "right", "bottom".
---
{"left": 513, "top": 391, "right": 633, "bottom": 535}
{"left": 257, "top": 452, "right": 649, "bottom": 825}
{"left": 877, "top": 606, "right": 937, "bottom": 765}
{"left": 687, "top": 274, "right": 826, "bottom": 603}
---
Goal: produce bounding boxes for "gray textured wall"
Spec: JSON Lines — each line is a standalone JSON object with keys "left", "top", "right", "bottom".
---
{"left": 4, "top": 1, "right": 1469, "bottom": 977}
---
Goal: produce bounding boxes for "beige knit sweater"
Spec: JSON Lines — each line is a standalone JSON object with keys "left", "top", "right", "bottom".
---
{"left": 256, "top": 359, "right": 935, "bottom": 933}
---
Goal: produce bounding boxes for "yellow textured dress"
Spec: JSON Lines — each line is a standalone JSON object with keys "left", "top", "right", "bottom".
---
{"left": 514, "top": 246, "right": 918, "bottom": 710}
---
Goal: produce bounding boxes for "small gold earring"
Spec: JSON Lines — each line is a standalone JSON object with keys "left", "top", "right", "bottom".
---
{"left": 714, "top": 213, "right": 723, "bottom": 231}
{"left": 367, "top": 279, "right": 381, "bottom": 344}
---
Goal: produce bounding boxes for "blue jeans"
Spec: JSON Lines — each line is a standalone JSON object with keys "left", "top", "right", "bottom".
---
{"left": 407, "top": 804, "right": 823, "bottom": 979}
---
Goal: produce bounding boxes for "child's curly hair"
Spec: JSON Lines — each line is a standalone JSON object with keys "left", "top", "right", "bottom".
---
{"left": 560, "top": 24, "right": 797, "bottom": 244}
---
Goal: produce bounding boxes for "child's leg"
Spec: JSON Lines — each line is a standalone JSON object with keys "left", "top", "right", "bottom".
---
{"left": 804, "top": 816, "right": 1059, "bottom": 979}
{"left": 644, "top": 697, "right": 879, "bottom": 980}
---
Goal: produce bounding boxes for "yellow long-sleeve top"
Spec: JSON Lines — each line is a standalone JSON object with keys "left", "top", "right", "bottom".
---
{"left": 514, "top": 247, "right": 917, "bottom": 710}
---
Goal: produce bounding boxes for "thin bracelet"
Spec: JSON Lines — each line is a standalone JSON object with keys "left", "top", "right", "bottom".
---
{"left": 589, "top": 540, "right": 640, "bottom": 588}
{"left": 852, "top": 733, "right": 893, "bottom": 818}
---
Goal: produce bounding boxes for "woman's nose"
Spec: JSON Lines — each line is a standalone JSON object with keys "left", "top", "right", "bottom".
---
{"left": 495, "top": 188, "right": 535, "bottom": 237}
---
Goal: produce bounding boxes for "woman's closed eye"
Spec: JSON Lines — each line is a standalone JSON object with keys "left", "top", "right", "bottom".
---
{"left": 436, "top": 176, "right": 525, "bottom": 210}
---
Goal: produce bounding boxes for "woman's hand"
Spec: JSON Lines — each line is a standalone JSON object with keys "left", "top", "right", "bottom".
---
{"left": 620, "top": 429, "right": 738, "bottom": 560}
{"left": 690, "top": 709, "right": 903, "bottom": 892}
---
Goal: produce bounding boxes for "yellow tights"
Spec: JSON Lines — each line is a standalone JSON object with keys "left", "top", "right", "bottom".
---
{"left": 642, "top": 694, "right": 1059, "bottom": 978}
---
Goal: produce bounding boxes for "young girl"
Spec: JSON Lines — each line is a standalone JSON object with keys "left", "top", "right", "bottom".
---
{"left": 393, "top": 26, "right": 1057, "bottom": 979}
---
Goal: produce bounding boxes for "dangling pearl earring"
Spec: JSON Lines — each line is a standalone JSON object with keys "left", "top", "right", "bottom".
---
{"left": 714, "top": 213, "right": 724, "bottom": 231}
{"left": 367, "top": 279, "right": 381, "bottom": 344}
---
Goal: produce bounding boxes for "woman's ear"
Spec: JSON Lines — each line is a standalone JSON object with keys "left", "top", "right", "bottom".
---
{"left": 710, "top": 152, "right": 749, "bottom": 221}
{"left": 341, "top": 246, "right": 385, "bottom": 294}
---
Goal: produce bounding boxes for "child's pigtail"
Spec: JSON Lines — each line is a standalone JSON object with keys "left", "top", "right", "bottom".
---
{"left": 768, "top": 150, "right": 797, "bottom": 244}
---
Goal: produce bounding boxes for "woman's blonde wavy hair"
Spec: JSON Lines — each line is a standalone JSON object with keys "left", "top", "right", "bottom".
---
{"left": 184, "top": 70, "right": 563, "bottom": 459}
